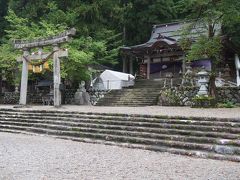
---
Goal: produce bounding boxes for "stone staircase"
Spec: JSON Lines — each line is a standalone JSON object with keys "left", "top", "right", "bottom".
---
{"left": 0, "top": 108, "right": 239, "bottom": 162}
{"left": 96, "top": 79, "right": 166, "bottom": 106}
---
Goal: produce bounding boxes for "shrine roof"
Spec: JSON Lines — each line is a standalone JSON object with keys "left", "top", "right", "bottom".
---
{"left": 121, "top": 21, "right": 211, "bottom": 54}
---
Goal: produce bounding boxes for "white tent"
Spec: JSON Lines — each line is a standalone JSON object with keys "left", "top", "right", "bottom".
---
{"left": 92, "top": 70, "right": 135, "bottom": 90}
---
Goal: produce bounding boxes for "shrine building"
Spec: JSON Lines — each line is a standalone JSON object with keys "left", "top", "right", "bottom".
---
{"left": 121, "top": 22, "right": 239, "bottom": 85}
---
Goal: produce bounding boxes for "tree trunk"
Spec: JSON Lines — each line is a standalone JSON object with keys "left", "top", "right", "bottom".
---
{"left": 208, "top": 72, "right": 216, "bottom": 98}
{"left": 208, "top": 59, "right": 217, "bottom": 98}
{"left": 208, "top": 24, "right": 217, "bottom": 98}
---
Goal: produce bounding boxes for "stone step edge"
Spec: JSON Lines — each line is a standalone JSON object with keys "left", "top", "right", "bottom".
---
{"left": 96, "top": 103, "right": 156, "bottom": 105}
{"left": 97, "top": 100, "right": 157, "bottom": 102}
{"left": 95, "top": 104, "right": 156, "bottom": 106}
{"left": 1, "top": 113, "right": 239, "bottom": 127}
{"left": 1, "top": 117, "right": 240, "bottom": 135}
{"left": 3, "top": 117, "right": 240, "bottom": 135}
{"left": 101, "top": 94, "right": 159, "bottom": 96}
{"left": 1, "top": 121, "right": 239, "bottom": 146}
{"left": 1, "top": 124, "right": 240, "bottom": 155}
{"left": 99, "top": 102, "right": 157, "bottom": 104}
{"left": 1, "top": 108, "right": 239, "bottom": 122}
{"left": 1, "top": 118, "right": 239, "bottom": 140}
{"left": 0, "top": 128, "right": 239, "bottom": 162}
{"left": 97, "top": 99, "right": 157, "bottom": 102}
{"left": 1, "top": 115, "right": 240, "bottom": 133}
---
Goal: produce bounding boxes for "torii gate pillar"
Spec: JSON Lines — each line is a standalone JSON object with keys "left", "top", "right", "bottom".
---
{"left": 53, "top": 44, "right": 61, "bottom": 107}
{"left": 19, "top": 48, "right": 30, "bottom": 105}
{"left": 14, "top": 28, "right": 76, "bottom": 107}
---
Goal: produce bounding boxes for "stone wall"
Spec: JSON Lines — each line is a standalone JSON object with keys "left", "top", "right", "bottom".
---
{"left": 64, "top": 89, "right": 77, "bottom": 104}
{"left": 216, "top": 87, "right": 240, "bottom": 103}
{"left": 1, "top": 87, "right": 239, "bottom": 106}
{"left": 2, "top": 92, "right": 20, "bottom": 104}
{"left": 158, "top": 86, "right": 240, "bottom": 106}
{"left": 158, "top": 87, "right": 198, "bottom": 106}
{"left": 0, "top": 89, "right": 108, "bottom": 105}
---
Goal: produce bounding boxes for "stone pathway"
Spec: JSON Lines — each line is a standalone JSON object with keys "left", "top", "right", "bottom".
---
{"left": 0, "top": 132, "right": 239, "bottom": 180}
{"left": 0, "top": 105, "right": 240, "bottom": 119}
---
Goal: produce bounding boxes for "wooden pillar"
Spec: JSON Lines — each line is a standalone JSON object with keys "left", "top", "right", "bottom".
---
{"left": 53, "top": 44, "right": 61, "bottom": 107}
{"left": 123, "top": 56, "right": 127, "bottom": 73}
{"left": 19, "top": 49, "right": 29, "bottom": 105}
{"left": 147, "top": 56, "right": 151, "bottom": 79}
{"left": 129, "top": 57, "right": 133, "bottom": 75}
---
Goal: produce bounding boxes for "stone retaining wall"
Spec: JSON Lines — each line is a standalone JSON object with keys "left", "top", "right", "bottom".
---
{"left": 158, "top": 86, "right": 240, "bottom": 106}
{"left": 216, "top": 87, "right": 240, "bottom": 103}
{"left": 1, "top": 87, "right": 239, "bottom": 106}
{"left": 0, "top": 89, "right": 107, "bottom": 105}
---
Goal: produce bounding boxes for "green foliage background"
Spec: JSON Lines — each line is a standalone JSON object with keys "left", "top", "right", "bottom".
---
{"left": 0, "top": 0, "right": 240, "bottom": 87}
{"left": 0, "top": 0, "right": 177, "bottom": 85}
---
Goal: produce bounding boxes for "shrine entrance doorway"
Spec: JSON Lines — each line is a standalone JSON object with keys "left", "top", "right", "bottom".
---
{"left": 13, "top": 28, "right": 76, "bottom": 107}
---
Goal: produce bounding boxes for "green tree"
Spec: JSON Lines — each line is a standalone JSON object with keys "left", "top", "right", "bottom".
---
{"left": 177, "top": 0, "right": 240, "bottom": 97}
{"left": 0, "top": 0, "right": 9, "bottom": 44}
{"left": 0, "top": 1, "right": 125, "bottom": 85}
{"left": 123, "top": 0, "right": 176, "bottom": 45}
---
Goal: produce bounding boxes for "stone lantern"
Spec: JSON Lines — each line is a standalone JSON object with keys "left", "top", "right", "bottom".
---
{"left": 197, "top": 68, "right": 209, "bottom": 96}
{"left": 74, "top": 81, "right": 91, "bottom": 105}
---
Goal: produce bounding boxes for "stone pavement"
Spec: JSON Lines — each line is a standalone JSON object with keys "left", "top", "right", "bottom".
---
{"left": 0, "top": 105, "right": 240, "bottom": 119}
{"left": 0, "top": 132, "right": 239, "bottom": 180}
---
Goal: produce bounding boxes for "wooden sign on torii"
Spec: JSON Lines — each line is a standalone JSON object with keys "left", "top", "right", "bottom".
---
{"left": 13, "top": 28, "right": 76, "bottom": 107}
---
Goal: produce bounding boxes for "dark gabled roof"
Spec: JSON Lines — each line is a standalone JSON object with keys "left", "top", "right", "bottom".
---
{"left": 149, "top": 22, "right": 185, "bottom": 42}
{"left": 121, "top": 34, "right": 178, "bottom": 56}
{"left": 121, "top": 21, "right": 212, "bottom": 56}
{"left": 121, "top": 22, "right": 183, "bottom": 54}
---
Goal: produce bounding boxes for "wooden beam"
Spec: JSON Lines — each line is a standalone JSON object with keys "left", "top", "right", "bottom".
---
{"left": 149, "top": 51, "right": 184, "bottom": 58}
{"left": 122, "top": 57, "right": 127, "bottom": 73}
{"left": 129, "top": 58, "right": 133, "bottom": 75}
{"left": 146, "top": 56, "right": 151, "bottom": 79}
{"left": 17, "top": 50, "right": 68, "bottom": 62}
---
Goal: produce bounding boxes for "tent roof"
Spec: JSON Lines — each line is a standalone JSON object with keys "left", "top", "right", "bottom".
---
{"left": 100, "top": 70, "right": 134, "bottom": 81}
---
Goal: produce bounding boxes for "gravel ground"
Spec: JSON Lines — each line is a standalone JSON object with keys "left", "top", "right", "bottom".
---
{"left": 0, "top": 132, "right": 239, "bottom": 180}
{"left": 1, "top": 105, "right": 240, "bottom": 119}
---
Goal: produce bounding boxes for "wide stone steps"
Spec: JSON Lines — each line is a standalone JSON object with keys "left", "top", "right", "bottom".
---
{"left": 0, "top": 111, "right": 240, "bottom": 128}
{"left": 102, "top": 96, "right": 159, "bottom": 100}
{"left": 96, "top": 86, "right": 162, "bottom": 106}
{"left": 2, "top": 123, "right": 240, "bottom": 156}
{"left": 98, "top": 98, "right": 157, "bottom": 102}
{"left": 1, "top": 117, "right": 239, "bottom": 139}
{"left": 1, "top": 117, "right": 239, "bottom": 138}
{"left": 1, "top": 128, "right": 239, "bottom": 162}
{"left": 97, "top": 99, "right": 158, "bottom": 106}
{"left": 96, "top": 79, "right": 182, "bottom": 106}
{"left": 1, "top": 120, "right": 240, "bottom": 148}
{"left": 1, "top": 110, "right": 240, "bottom": 123}
{"left": 0, "top": 109, "right": 239, "bottom": 162}
{"left": 100, "top": 102, "right": 157, "bottom": 106}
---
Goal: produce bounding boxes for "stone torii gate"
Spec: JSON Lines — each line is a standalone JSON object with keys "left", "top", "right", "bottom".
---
{"left": 14, "top": 28, "right": 76, "bottom": 107}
